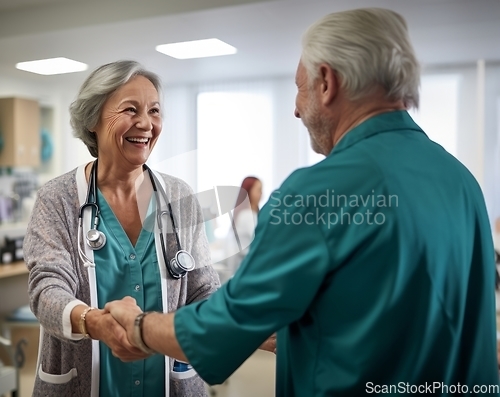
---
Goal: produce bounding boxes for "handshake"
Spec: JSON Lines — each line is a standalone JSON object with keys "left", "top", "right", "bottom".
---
{"left": 77, "top": 297, "right": 276, "bottom": 363}
{"left": 78, "top": 296, "right": 161, "bottom": 362}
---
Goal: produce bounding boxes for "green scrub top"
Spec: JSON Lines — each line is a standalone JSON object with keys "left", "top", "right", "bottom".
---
{"left": 175, "top": 111, "right": 499, "bottom": 396}
{"left": 94, "top": 190, "right": 165, "bottom": 397}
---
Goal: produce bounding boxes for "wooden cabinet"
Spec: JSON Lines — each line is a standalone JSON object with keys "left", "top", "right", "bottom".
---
{"left": 0, "top": 97, "right": 40, "bottom": 167}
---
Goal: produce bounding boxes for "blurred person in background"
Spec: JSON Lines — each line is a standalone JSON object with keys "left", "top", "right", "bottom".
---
{"left": 225, "top": 176, "right": 263, "bottom": 274}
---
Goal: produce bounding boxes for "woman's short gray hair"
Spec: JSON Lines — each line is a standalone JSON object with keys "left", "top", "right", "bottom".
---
{"left": 69, "top": 60, "right": 163, "bottom": 157}
{"left": 301, "top": 8, "right": 420, "bottom": 109}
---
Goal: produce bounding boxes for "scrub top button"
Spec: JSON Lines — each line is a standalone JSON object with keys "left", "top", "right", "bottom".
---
{"left": 135, "top": 285, "right": 140, "bottom": 291}
{"left": 129, "top": 254, "right": 136, "bottom": 260}
{"left": 135, "top": 380, "right": 140, "bottom": 386}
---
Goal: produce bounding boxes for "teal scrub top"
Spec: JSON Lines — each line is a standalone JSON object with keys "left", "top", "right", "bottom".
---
{"left": 94, "top": 190, "right": 165, "bottom": 397}
{"left": 175, "top": 111, "right": 499, "bottom": 396}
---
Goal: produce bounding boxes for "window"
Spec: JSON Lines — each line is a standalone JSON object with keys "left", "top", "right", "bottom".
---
{"left": 197, "top": 90, "right": 273, "bottom": 196}
{"left": 196, "top": 89, "right": 274, "bottom": 255}
{"left": 409, "top": 74, "right": 461, "bottom": 156}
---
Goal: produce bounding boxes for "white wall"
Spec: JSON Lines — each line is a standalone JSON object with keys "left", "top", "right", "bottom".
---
{"left": 148, "top": 86, "right": 198, "bottom": 189}
{"left": 484, "top": 63, "right": 500, "bottom": 247}
{"left": 149, "top": 77, "right": 306, "bottom": 197}
{"left": 271, "top": 77, "right": 309, "bottom": 189}
{"left": 1, "top": 62, "right": 499, "bottom": 242}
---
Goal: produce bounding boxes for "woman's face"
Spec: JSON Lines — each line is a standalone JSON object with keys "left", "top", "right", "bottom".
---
{"left": 94, "top": 75, "right": 162, "bottom": 168}
{"left": 249, "top": 180, "right": 263, "bottom": 207}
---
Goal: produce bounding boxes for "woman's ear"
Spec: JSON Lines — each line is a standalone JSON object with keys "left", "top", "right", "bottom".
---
{"left": 318, "top": 63, "right": 338, "bottom": 106}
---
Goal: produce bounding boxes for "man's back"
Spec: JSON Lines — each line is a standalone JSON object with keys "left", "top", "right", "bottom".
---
{"left": 171, "top": 111, "right": 498, "bottom": 396}
{"left": 267, "top": 111, "right": 498, "bottom": 395}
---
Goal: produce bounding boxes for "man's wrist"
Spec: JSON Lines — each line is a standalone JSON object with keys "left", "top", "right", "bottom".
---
{"left": 133, "top": 312, "right": 156, "bottom": 355}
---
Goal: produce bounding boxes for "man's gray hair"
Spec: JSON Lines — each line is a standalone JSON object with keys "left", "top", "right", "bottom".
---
{"left": 69, "top": 60, "right": 163, "bottom": 157}
{"left": 301, "top": 8, "right": 420, "bottom": 109}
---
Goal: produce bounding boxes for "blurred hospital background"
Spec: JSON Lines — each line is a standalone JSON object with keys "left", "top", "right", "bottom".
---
{"left": 0, "top": 0, "right": 500, "bottom": 396}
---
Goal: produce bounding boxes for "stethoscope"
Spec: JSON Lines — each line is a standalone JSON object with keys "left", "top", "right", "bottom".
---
{"left": 77, "top": 160, "right": 196, "bottom": 279}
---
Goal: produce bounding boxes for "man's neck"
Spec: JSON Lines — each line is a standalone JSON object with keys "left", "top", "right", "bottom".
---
{"left": 332, "top": 93, "right": 406, "bottom": 147}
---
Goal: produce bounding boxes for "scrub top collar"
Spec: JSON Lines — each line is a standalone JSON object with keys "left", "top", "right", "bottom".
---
{"left": 329, "top": 110, "right": 426, "bottom": 157}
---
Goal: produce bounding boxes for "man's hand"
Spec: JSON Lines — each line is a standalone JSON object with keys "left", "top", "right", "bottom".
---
{"left": 106, "top": 297, "right": 188, "bottom": 362}
{"left": 85, "top": 308, "right": 148, "bottom": 362}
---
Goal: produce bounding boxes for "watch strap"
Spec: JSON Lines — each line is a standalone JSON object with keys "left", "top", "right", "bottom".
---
{"left": 134, "top": 312, "right": 156, "bottom": 355}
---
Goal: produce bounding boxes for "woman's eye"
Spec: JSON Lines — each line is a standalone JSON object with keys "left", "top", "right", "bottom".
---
{"left": 125, "top": 107, "right": 136, "bottom": 113}
{"left": 150, "top": 108, "right": 160, "bottom": 114}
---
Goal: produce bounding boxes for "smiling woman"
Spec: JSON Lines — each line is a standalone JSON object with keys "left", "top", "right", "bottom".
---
{"left": 23, "top": 60, "right": 220, "bottom": 397}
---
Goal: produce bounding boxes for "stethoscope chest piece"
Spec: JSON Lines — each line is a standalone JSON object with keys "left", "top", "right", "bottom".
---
{"left": 169, "top": 250, "right": 196, "bottom": 279}
{"left": 86, "top": 229, "right": 106, "bottom": 250}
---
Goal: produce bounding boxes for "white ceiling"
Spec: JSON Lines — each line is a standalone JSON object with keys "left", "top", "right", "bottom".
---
{"left": 0, "top": 0, "right": 499, "bottom": 91}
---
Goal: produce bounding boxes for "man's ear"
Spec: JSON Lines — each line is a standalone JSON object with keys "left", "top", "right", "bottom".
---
{"left": 318, "top": 63, "right": 338, "bottom": 106}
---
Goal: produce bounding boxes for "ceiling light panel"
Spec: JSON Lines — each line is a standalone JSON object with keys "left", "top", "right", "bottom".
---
{"left": 156, "top": 38, "right": 237, "bottom": 60}
{"left": 15, "top": 57, "right": 88, "bottom": 75}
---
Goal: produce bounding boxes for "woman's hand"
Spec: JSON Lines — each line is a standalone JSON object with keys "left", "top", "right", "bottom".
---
{"left": 259, "top": 333, "right": 277, "bottom": 354}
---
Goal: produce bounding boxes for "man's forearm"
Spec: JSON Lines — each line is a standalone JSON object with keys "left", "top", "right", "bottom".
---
{"left": 141, "top": 312, "right": 188, "bottom": 362}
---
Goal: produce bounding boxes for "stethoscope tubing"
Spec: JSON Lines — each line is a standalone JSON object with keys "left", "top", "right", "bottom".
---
{"left": 77, "top": 161, "right": 195, "bottom": 278}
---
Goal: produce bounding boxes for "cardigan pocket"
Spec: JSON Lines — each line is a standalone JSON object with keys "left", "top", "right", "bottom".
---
{"left": 34, "top": 365, "right": 80, "bottom": 397}
{"left": 38, "top": 364, "right": 78, "bottom": 383}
